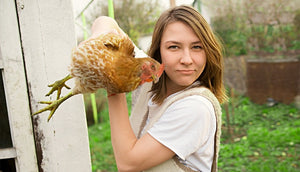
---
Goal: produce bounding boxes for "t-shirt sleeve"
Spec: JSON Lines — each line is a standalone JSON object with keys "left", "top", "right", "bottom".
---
{"left": 147, "top": 95, "right": 215, "bottom": 160}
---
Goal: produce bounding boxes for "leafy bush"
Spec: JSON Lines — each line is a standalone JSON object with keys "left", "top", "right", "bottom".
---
{"left": 209, "top": 0, "right": 300, "bottom": 58}
{"left": 212, "top": 16, "right": 249, "bottom": 57}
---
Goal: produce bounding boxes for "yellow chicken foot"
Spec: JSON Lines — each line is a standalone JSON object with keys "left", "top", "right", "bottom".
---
{"left": 33, "top": 91, "right": 76, "bottom": 121}
{"left": 46, "top": 74, "right": 73, "bottom": 100}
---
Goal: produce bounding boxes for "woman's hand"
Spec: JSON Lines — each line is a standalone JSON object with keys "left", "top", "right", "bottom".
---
{"left": 91, "top": 16, "right": 127, "bottom": 39}
{"left": 79, "top": 16, "right": 127, "bottom": 46}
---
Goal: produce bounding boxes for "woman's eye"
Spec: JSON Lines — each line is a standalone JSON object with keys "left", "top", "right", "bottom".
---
{"left": 193, "top": 45, "right": 203, "bottom": 49}
{"left": 168, "top": 45, "right": 179, "bottom": 49}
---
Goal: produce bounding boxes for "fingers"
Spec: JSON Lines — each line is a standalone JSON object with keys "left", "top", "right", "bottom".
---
{"left": 78, "top": 16, "right": 129, "bottom": 46}
{"left": 91, "top": 16, "right": 127, "bottom": 38}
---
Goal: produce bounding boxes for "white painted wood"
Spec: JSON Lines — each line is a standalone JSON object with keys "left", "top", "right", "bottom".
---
{"left": 0, "top": 148, "right": 17, "bottom": 159}
{"left": 16, "top": 0, "right": 92, "bottom": 171}
{"left": 0, "top": 47, "right": 3, "bottom": 69}
{"left": 0, "top": 0, "right": 39, "bottom": 171}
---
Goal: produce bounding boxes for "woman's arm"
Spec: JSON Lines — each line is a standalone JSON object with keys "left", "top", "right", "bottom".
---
{"left": 108, "top": 94, "right": 174, "bottom": 172}
{"left": 90, "top": 17, "right": 175, "bottom": 171}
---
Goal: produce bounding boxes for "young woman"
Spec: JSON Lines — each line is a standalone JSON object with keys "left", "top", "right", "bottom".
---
{"left": 91, "top": 5, "right": 227, "bottom": 172}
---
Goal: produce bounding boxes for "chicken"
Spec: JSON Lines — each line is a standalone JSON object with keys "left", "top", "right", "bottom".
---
{"left": 33, "top": 32, "right": 164, "bottom": 121}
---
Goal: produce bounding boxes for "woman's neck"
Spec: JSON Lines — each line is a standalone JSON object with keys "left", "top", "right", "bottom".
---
{"left": 165, "top": 80, "right": 189, "bottom": 98}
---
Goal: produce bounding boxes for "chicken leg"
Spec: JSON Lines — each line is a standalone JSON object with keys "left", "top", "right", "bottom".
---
{"left": 33, "top": 92, "right": 76, "bottom": 121}
{"left": 46, "top": 74, "right": 73, "bottom": 99}
{"left": 32, "top": 74, "right": 75, "bottom": 121}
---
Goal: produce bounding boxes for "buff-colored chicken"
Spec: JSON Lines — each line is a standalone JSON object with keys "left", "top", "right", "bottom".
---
{"left": 33, "top": 32, "right": 164, "bottom": 121}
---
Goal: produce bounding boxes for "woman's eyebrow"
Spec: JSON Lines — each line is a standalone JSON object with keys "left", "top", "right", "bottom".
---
{"left": 164, "top": 40, "right": 180, "bottom": 44}
{"left": 191, "top": 41, "right": 202, "bottom": 44}
{"left": 163, "top": 40, "right": 202, "bottom": 45}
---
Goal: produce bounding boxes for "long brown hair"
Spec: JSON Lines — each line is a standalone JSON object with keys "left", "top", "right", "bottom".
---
{"left": 149, "top": 5, "right": 227, "bottom": 104}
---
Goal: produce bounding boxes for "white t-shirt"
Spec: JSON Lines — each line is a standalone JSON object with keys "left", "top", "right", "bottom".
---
{"left": 143, "top": 89, "right": 216, "bottom": 171}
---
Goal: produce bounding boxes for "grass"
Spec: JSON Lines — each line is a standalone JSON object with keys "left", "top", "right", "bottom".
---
{"left": 219, "top": 96, "right": 300, "bottom": 172}
{"left": 89, "top": 120, "right": 117, "bottom": 172}
{"left": 88, "top": 93, "right": 131, "bottom": 172}
{"left": 88, "top": 94, "right": 300, "bottom": 172}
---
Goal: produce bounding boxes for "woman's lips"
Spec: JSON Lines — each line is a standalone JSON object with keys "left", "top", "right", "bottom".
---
{"left": 177, "top": 69, "right": 195, "bottom": 75}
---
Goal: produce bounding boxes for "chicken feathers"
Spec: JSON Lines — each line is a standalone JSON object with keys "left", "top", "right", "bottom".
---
{"left": 33, "top": 33, "right": 164, "bottom": 121}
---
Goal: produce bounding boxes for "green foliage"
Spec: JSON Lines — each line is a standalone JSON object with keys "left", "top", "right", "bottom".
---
{"left": 88, "top": 94, "right": 300, "bottom": 171}
{"left": 84, "top": 89, "right": 108, "bottom": 125}
{"left": 88, "top": 121, "right": 117, "bottom": 171}
{"left": 212, "top": 16, "right": 248, "bottom": 57}
{"left": 209, "top": 0, "right": 300, "bottom": 58}
{"left": 88, "top": 93, "right": 132, "bottom": 171}
{"left": 219, "top": 95, "right": 300, "bottom": 172}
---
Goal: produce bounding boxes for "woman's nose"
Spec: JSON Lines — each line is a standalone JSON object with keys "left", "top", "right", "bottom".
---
{"left": 180, "top": 49, "right": 193, "bottom": 65}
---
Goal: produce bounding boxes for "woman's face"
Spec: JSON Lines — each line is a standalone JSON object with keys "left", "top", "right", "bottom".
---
{"left": 160, "top": 21, "right": 206, "bottom": 95}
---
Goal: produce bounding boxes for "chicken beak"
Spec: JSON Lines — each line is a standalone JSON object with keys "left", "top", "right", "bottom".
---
{"left": 152, "top": 74, "right": 159, "bottom": 83}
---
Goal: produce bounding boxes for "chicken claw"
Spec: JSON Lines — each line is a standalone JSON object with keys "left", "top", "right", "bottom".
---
{"left": 46, "top": 74, "right": 73, "bottom": 99}
{"left": 33, "top": 91, "right": 75, "bottom": 121}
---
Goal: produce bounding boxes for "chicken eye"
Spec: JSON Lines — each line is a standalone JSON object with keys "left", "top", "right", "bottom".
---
{"left": 151, "top": 64, "right": 156, "bottom": 70}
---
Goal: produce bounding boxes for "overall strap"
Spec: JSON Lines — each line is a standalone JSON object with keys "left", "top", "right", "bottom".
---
{"left": 130, "top": 82, "right": 152, "bottom": 137}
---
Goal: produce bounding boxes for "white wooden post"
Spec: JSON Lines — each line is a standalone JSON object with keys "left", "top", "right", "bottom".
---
{"left": 0, "top": 0, "right": 39, "bottom": 171}
{"left": 13, "top": 0, "right": 91, "bottom": 171}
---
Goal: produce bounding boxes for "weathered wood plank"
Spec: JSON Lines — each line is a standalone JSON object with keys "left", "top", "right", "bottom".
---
{"left": 0, "top": 0, "right": 39, "bottom": 171}
{"left": 0, "top": 148, "right": 17, "bottom": 159}
{"left": 0, "top": 47, "right": 3, "bottom": 69}
{"left": 16, "top": 0, "right": 92, "bottom": 171}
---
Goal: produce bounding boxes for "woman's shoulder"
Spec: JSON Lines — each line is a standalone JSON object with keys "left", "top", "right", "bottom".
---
{"left": 179, "top": 94, "right": 213, "bottom": 107}
{"left": 167, "top": 86, "right": 215, "bottom": 105}
{"left": 177, "top": 86, "right": 220, "bottom": 110}
{"left": 167, "top": 93, "right": 215, "bottom": 118}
